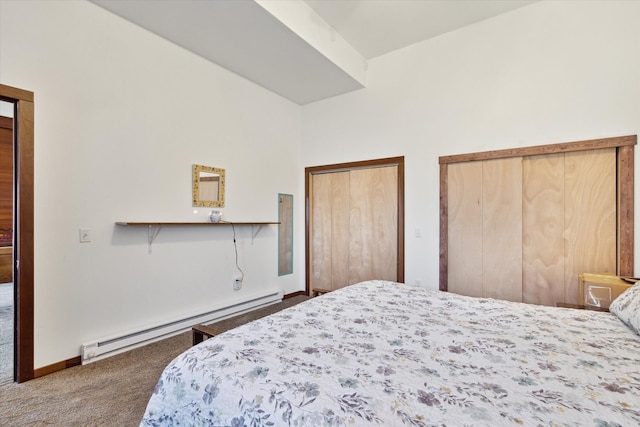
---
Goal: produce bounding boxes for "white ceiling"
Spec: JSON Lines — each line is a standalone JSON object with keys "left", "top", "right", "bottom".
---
{"left": 91, "top": 0, "right": 538, "bottom": 105}
{"left": 305, "top": 0, "right": 537, "bottom": 59}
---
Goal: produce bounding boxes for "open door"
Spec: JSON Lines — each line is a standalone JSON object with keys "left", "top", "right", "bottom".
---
{"left": 0, "top": 84, "right": 34, "bottom": 383}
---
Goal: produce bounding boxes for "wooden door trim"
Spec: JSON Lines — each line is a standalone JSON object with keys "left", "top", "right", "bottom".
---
{"left": 439, "top": 135, "right": 636, "bottom": 292}
{"left": 439, "top": 135, "right": 636, "bottom": 164}
{"left": 305, "top": 156, "right": 405, "bottom": 295}
{"left": 0, "top": 84, "right": 34, "bottom": 382}
{"left": 618, "top": 144, "right": 634, "bottom": 276}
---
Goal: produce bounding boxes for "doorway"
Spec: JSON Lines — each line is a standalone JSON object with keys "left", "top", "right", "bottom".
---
{"left": 0, "top": 105, "right": 14, "bottom": 383}
{"left": 305, "top": 156, "right": 405, "bottom": 295}
{"left": 0, "top": 84, "right": 34, "bottom": 383}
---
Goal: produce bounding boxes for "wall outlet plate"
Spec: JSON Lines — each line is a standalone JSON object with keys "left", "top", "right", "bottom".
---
{"left": 79, "top": 228, "right": 91, "bottom": 243}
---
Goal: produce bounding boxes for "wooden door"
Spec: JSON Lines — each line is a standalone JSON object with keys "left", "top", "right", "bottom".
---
{"left": 482, "top": 157, "right": 523, "bottom": 302}
{"left": 448, "top": 158, "right": 522, "bottom": 301}
{"left": 447, "top": 161, "right": 483, "bottom": 297}
{"left": 349, "top": 166, "right": 398, "bottom": 284}
{"left": 522, "top": 149, "right": 616, "bottom": 305}
{"left": 563, "top": 149, "right": 617, "bottom": 304}
{"left": 310, "top": 171, "right": 350, "bottom": 291}
{"left": 447, "top": 147, "right": 617, "bottom": 306}
{"left": 522, "top": 153, "right": 565, "bottom": 305}
{"left": 309, "top": 164, "right": 399, "bottom": 292}
{"left": 0, "top": 84, "right": 35, "bottom": 382}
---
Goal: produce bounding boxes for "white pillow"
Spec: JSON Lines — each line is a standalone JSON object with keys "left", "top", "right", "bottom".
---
{"left": 609, "top": 282, "right": 640, "bottom": 335}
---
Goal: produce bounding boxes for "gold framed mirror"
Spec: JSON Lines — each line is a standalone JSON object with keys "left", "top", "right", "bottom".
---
{"left": 192, "top": 164, "right": 225, "bottom": 207}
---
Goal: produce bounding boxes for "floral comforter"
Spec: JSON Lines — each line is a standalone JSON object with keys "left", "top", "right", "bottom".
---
{"left": 141, "top": 280, "right": 640, "bottom": 426}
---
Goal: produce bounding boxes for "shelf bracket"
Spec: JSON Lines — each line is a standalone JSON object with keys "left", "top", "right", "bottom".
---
{"left": 251, "top": 224, "right": 265, "bottom": 244}
{"left": 147, "top": 225, "right": 162, "bottom": 254}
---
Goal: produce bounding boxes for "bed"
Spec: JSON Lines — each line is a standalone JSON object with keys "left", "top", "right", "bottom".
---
{"left": 141, "top": 280, "right": 640, "bottom": 426}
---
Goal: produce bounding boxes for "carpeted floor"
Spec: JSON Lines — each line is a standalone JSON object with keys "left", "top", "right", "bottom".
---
{"left": 0, "top": 282, "right": 13, "bottom": 384}
{"left": 0, "top": 294, "right": 310, "bottom": 426}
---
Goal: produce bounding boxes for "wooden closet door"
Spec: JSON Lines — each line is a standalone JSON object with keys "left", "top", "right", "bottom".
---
{"left": 564, "top": 149, "right": 617, "bottom": 304}
{"left": 310, "top": 171, "right": 350, "bottom": 291}
{"left": 349, "top": 166, "right": 398, "bottom": 284}
{"left": 482, "top": 157, "right": 523, "bottom": 302}
{"left": 441, "top": 136, "right": 634, "bottom": 306}
{"left": 447, "top": 161, "right": 483, "bottom": 297}
{"left": 523, "top": 154, "right": 566, "bottom": 306}
{"left": 523, "top": 149, "right": 617, "bottom": 305}
{"left": 448, "top": 158, "right": 522, "bottom": 300}
{"left": 310, "top": 165, "right": 398, "bottom": 291}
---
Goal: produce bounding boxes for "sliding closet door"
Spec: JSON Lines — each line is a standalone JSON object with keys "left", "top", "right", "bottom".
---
{"left": 349, "top": 166, "right": 398, "bottom": 284}
{"left": 448, "top": 148, "right": 617, "bottom": 306}
{"left": 448, "top": 158, "right": 522, "bottom": 300}
{"left": 447, "top": 161, "right": 483, "bottom": 297}
{"left": 563, "top": 149, "right": 617, "bottom": 304}
{"left": 310, "top": 171, "right": 350, "bottom": 291}
{"left": 309, "top": 165, "right": 398, "bottom": 291}
{"left": 522, "top": 149, "right": 617, "bottom": 305}
{"left": 482, "top": 158, "right": 523, "bottom": 302}
{"left": 522, "top": 154, "right": 566, "bottom": 306}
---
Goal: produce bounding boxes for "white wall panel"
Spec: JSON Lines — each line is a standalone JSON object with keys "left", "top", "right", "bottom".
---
{"left": 0, "top": 0, "right": 302, "bottom": 368}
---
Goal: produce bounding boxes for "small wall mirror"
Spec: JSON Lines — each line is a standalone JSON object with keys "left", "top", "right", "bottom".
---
{"left": 278, "top": 193, "right": 293, "bottom": 276}
{"left": 192, "top": 164, "right": 225, "bottom": 207}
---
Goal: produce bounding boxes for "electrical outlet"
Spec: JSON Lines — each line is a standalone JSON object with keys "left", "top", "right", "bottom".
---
{"left": 79, "top": 228, "right": 91, "bottom": 243}
{"left": 233, "top": 276, "right": 243, "bottom": 290}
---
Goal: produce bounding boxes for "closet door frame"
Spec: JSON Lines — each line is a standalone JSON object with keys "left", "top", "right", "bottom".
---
{"left": 439, "top": 135, "right": 636, "bottom": 292}
{"left": 305, "top": 156, "right": 405, "bottom": 295}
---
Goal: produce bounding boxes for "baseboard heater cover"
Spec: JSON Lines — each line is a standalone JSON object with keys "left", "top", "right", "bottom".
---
{"left": 81, "top": 289, "right": 283, "bottom": 364}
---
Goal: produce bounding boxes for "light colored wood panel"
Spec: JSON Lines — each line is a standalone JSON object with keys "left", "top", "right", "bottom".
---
{"left": 447, "top": 161, "right": 483, "bottom": 297}
{"left": 367, "top": 166, "right": 398, "bottom": 281}
{"left": 348, "top": 166, "right": 397, "bottom": 284}
{"left": 564, "top": 149, "right": 617, "bottom": 304}
{"left": 522, "top": 154, "right": 565, "bottom": 306}
{"left": 482, "top": 158, "right": 523, "bottom": 302}
{"left": 310, "top": 173, "right": 334, "bottom": 290}
{"left": 330, "top": 172, "right": 351, "bottom": 290}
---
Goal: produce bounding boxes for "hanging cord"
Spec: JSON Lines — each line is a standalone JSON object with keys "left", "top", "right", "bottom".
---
{"left": 223, "top": 221, "right": 245, "bottom": 282}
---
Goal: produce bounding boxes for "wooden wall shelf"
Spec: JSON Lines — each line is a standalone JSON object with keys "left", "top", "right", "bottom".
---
{"left": 116, "top": 221, "right": 279, "bottom": 253}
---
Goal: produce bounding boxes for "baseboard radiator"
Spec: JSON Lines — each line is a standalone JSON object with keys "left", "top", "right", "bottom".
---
{"left": 81, "top": 289, "right": 283, "bottom": 364}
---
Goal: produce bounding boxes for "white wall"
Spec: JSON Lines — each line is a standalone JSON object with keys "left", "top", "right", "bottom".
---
{"left": 0, "top": 0, "right": 303, "bottom": 367}
{"left": 301, "top": 0, "right": 640, "bottom": 289}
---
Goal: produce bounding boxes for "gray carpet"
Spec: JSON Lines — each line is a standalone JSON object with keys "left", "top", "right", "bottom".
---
{"left": 0, "top": 282, "right": 13, "bottom": 384}
{"left": 0, "top": 294, "right": 310, "bottom": 426}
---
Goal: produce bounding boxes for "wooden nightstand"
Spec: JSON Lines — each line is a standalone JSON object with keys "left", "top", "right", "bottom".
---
{"left": 556, "top": 302, "right": 610, "bottom": 312}
{"left": 579, "top": 273, "right": 633, "bottom": 309}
